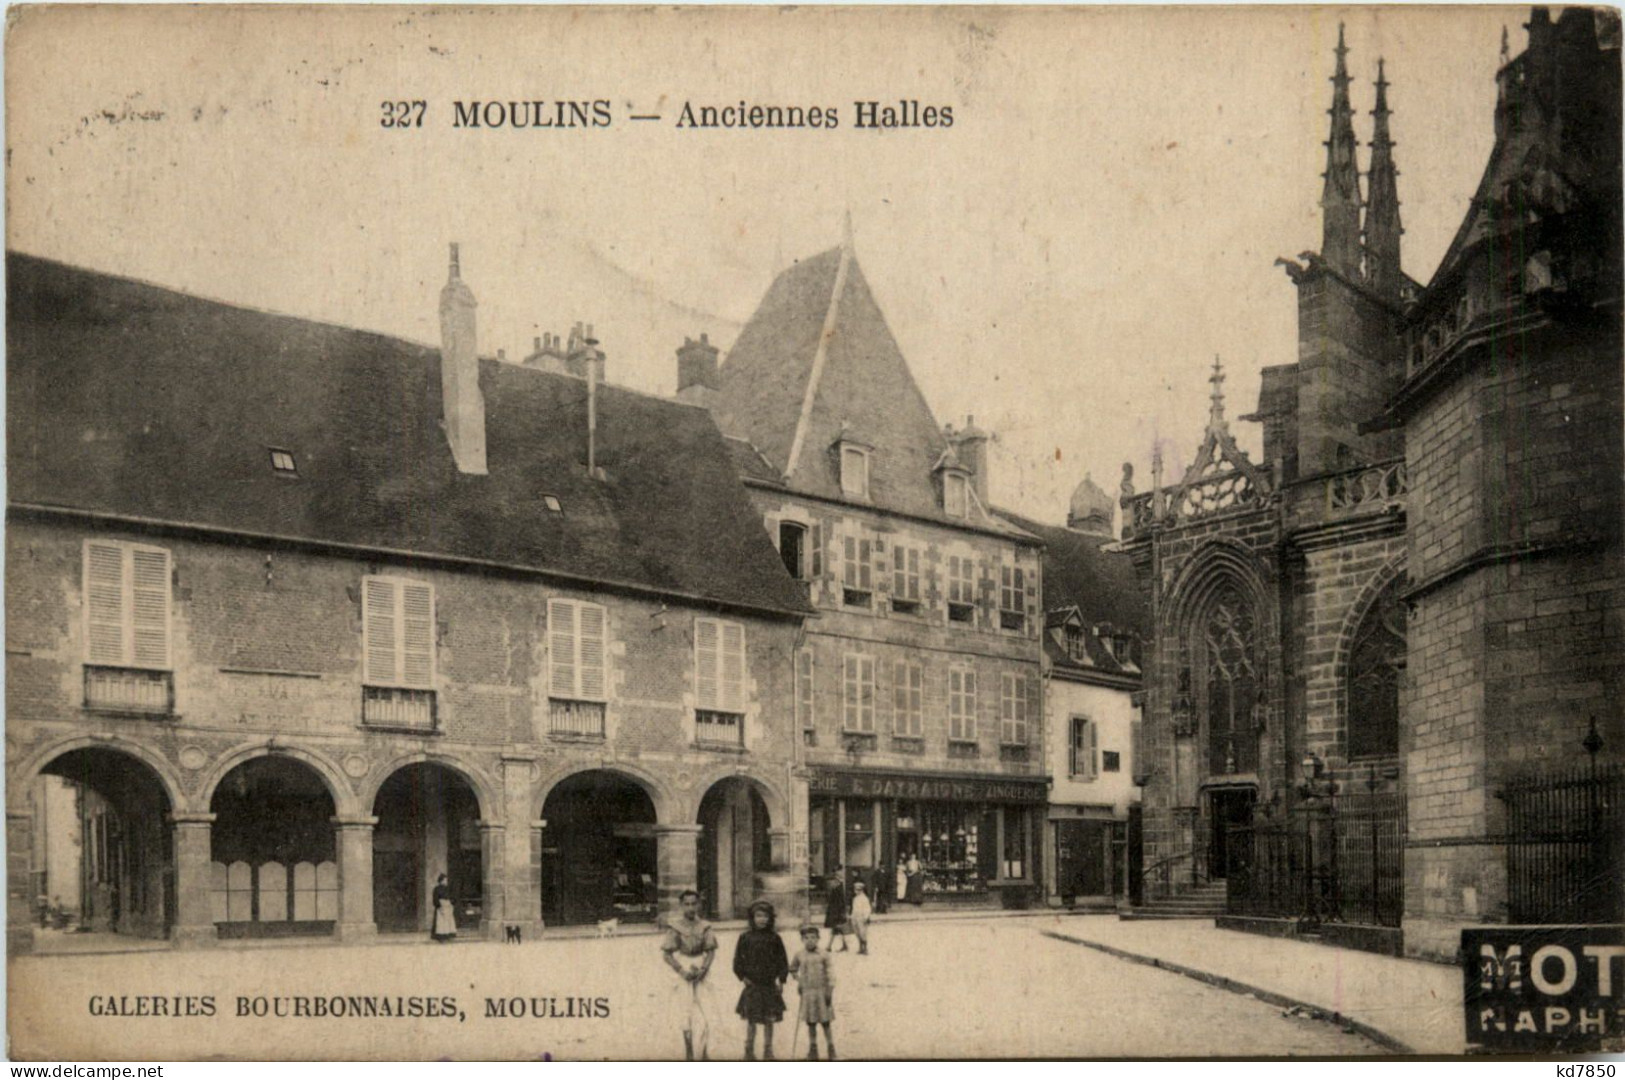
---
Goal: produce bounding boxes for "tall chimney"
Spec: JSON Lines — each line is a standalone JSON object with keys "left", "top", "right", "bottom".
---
{"left": 583, "top": 330, "right": 604, "bottom": 479}
{"left": 676, "top": 333, "right": 721, "bottom": 408}
{"left": 438, "top": 243, "right": 487, "bottom": 475}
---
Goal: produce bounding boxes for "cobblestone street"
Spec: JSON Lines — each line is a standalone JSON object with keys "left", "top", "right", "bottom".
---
{"left": 10, "top": 916, "right": 1386, "bottom": 1060}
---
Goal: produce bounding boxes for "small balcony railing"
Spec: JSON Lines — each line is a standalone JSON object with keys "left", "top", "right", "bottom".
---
{"left": 84, "top": 666, "right": 173, "bottom": 714}
{"left": 548, "top": 698, "right": 606, "bottom": 737}
{"left": 696, "top": 710, "right": 745, "bottom": 748}
{"left": 362, "top": 686, "right": 437, "bottom": 731}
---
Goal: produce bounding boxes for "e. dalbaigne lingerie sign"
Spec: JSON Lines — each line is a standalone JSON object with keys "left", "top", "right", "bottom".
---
{"left": 808, "top": 767, "right": 1048, "bottom": 805}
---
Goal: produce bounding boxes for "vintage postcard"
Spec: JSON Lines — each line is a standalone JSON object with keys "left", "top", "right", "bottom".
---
{"left": 5, "top": 3, "right": 1622, "bottom": 1063}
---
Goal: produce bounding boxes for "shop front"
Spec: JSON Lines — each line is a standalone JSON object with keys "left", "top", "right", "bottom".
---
{"left": 807, "top": 767, "right": 1048, "bottom": 912}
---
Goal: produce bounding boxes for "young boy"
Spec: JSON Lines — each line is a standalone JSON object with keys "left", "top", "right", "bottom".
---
{"left": 789, "top": 923, "right": 836, "bottom": 1060}
{"left": 849, "top": 879, "right": 873, "bottom": 955}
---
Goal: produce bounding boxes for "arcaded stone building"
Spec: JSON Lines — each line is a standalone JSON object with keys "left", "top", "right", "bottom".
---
{"left": 1119, "top": 11, "right": 1621, "bottom": 958}
{"left": 682, "top": 235, "right": 1050, "bottom": 910}
{"left": 5, "top": 247, "right": 811, "bottom": 952}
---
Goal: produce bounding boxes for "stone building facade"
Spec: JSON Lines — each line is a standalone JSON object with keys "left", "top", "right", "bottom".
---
{"left": 5, "top": 248, "right": 811, "bottom": 953}
{"left": 1003, "top": 480, "right": 1146, "bottom": 908}
{"left": 1118, "top": 11, "right": 1622, "bottom": 958}
{"left": 683, "top": 235, "right": 1050, "bottom": 910}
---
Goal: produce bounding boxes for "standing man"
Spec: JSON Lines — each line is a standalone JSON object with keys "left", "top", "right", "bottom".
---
{"left": 823, "top": 863, "right": 850, "bottom": 952}
{"left": 662, "top": 888, "right": 719, "bottom": 1060}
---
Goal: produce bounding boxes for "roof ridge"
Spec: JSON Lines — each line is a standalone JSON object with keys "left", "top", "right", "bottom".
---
{"left": 5, "top": 248, "right": 440, "bottom": 357}
{"left": 783, "top": 238, "right": 854, "bottom": 480}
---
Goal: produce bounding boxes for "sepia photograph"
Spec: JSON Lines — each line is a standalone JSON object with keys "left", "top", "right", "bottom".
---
{"left": 4, "top": 3, "right": 1622, "bottom": 1062}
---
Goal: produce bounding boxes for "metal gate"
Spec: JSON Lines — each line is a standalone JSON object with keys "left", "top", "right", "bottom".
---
{"left": 1501, "top": 763, "right": 1623, "bottom": 925}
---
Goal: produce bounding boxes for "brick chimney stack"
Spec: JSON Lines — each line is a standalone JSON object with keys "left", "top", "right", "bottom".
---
{"left": 946, "top": 415, "right": 990, "bottom": 506}
{"left": 676, "top": 333, "right": 721, "bottom": 408}
{"left": 437, "top": 242, "right": 487, "bottom": 475}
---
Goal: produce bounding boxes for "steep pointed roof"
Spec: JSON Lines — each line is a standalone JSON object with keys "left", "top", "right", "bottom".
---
{"left": 715, "top": 244, "right": 1022, "bottom": 532}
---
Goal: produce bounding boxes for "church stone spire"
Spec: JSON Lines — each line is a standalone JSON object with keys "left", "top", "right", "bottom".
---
{"left": 1321, "top": 24, "right": 1363, "bottom": 276}
{"left": 1364, "top": 58, "right": 1404, "bottom": 298}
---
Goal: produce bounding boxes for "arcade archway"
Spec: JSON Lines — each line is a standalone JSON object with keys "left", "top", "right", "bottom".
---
{"left": 31, "top": 747, "right": 175, "bottom": 940}
{"left": 697, "top": 778, "right": 771, "bottom": 920}
{"left": 209, "top": 757, "right": 338, "bottom": 938}
{"left": 372, "top": 763, "right": 483, "bottom": 934}
{"left": 541, "top": 770, "right": 658, "bottom": 926}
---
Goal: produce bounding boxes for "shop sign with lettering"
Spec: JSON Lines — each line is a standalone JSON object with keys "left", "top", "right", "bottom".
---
{"left": 808, "top": 767, "right": 1048, "bottom": 805}
{"left": 1462, "top": 926, "right": 1625, "bottom": 1051}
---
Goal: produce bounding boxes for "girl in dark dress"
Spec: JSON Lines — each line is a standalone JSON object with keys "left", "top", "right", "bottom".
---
{"left": 732, "top": 899, "right": 789, "bottom": 1060}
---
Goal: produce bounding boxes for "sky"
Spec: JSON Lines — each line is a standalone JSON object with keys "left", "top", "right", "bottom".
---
{"left": 6, "top": 6, "right": 1521, "bottom": 524}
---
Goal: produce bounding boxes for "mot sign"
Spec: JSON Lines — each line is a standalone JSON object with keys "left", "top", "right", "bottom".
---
{"left": 1464, "top": 926, "right": 1625, "bottom": 1051}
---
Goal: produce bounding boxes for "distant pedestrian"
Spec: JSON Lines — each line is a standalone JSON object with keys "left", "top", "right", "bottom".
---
{"left": 789, "top": 923, "right": 836, "bottom": 1060}
{"left": 895, "top": 862, "right": 908, "bottom": 904}
{"left": 823, "top": 864, "right": 850, "bottom": 952}
{"left": 850, "top": 880, "right": 873, "bottom": 955}
{"left": 732, "top": 899, "right": 789, "bottom": 1060}
{"left": 905, "top": 854, "right": 925, "bottom": 905}
{"left": 431, "top": 874, "right": 456, "bottom": 942}
{"left": 662, "top": 888, "right": 720, "bottom": 1060}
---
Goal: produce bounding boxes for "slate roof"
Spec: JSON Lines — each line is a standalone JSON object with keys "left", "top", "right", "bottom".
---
{"left": 6, "top": 251, "right": 811, "bottom": 618}
{"left": 713, "top": 245, "right": 1028, "bottom": 538}
{"left": 996, "top": 509, "right": 1148, "bottom": 682}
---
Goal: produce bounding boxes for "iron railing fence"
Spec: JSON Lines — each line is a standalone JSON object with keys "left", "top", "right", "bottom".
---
{"left": 1501, "top": 763, "right": 1623, "bottom": 925}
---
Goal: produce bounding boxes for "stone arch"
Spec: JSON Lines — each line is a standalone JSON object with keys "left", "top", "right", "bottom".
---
{"left": 533, "top": 759, "right": 675, "bottom": 825}
{"left": 684, "top": 765, "right": 789, "bottom": 826}
{"left": 361, "top": 752, "right": 500, "bottom": 823}
{"left": 1332, "top": 554, "right": 1409, "bottom": 687}
{"left": 1160, "top": 538, "right": 1274, "bottom": 642}
{"left": 199, "top": 741, "right": 357, "bottom": 818}
{"left": 1333, "top": 554, "right": 1409, "bottom": 762}
{"left": 12, "top": 734, "right": 186, "bottom": 814}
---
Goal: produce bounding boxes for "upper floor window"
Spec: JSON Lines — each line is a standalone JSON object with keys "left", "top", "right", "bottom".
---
{"left": 363, "top": 576, "right": 437, "bottom": 688}
{"left": 695, "top": 617, "right": 746, "bottom": 714}
{"left": 1000, "top": 672, "right": 1029, "bottom": 745}
{"left": 84, "top": 539, "right": 173, "bottom": 671}
{"left": 796, "top": 649, "right": 815, "bottom": 731}
{"left": 1064, "top": 623, "right": 1086, "bottom": 661}
{"left": 83, "top": 540, "right": 174, "bottom": 714}
{"left": 948, "top": 666, "right": 977, "bottom": 742}
{"left": 1070, "top": 716, "right": 1097, "bottom": 779}
{"left": 842, "top": 653, "right": 876, "bottom": 733}
{"left": 893, "top": 659, "right": 924, "bottom": 737}
{"left": 779, "top": 521, "right": 807, "bottom": 580}
{"left": 842, "top": 535, "right": 874, "bottom": 607}
{"left": 695, "top": 617, "right": 746, "bottom": 747}
{"left": 840, "top": 445, "right": 870, "bottom": 499}
{"left": 363, "top": 575, "right": 437, "bottom": 730}
{"left": 891, "top": 545, "right": 921, "bottom": 614}
{"left": 549, "top": 598, "right": 607, "bottom": 702}
{"left": 944, "top": 471, "right": 969, "bottom": 518}
{"left": 999, "top": 566, "right": 1027, "bottom": 631}
{"left": 947, "top": 556, "right": 977, "bottom": 624}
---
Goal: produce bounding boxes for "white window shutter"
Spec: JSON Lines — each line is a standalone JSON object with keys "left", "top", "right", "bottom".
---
{"left": 128, "top": 547, "right": 171, "bottom": 669}
{"left": 578, "top": 603, "right": 606, "bottom": 701}
{"left": 399, "top": 581, "right": 435, "bottom": 688}
{"left": 720, "top": 622, "right": 745, "bottom": 712}
{"left": 363, "top": 577, "right": 399, "bottom": 684}
{"left": 549, "top": 598, "right": 578, "bottom": 698}
{"left": 695, "top": 618, "right": 720, "bottom": 710}
{"left": 84, "top": 540, "right": 129, "bottom": 665}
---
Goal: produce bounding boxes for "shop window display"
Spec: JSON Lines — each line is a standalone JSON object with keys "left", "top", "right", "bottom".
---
{"left": 917, "top": 804, "right": 985, "bottom": 895}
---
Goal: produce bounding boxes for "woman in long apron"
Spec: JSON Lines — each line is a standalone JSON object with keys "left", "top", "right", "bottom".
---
{"left": 431, "top": 873, "right": 457, "bottom": 942}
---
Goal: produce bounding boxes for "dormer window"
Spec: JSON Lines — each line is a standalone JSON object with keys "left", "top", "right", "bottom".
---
{"left": 944, "top": 471, "right": 969, "bottom": 518}
{"left": 840, "top": 445, "right": 870, "bottom": 499}
{"left": 1064, "top": 624, "right": 1085, "bottom": 661}
{"left": 268, "top": 448, "right": 298, "bottom": 476}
